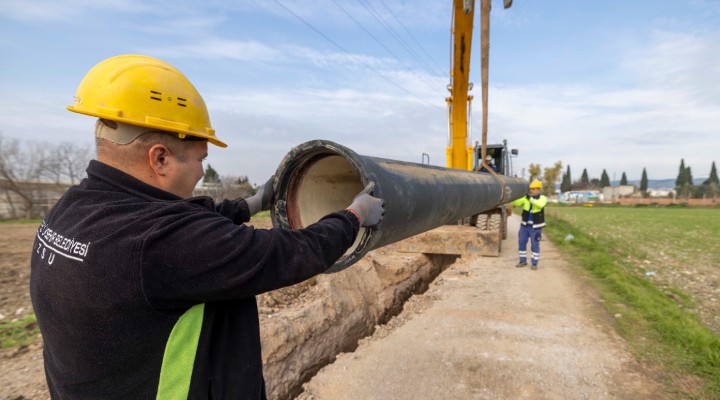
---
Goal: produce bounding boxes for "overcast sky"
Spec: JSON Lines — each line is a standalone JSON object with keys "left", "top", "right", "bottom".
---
{"left": 1, "top": 0, "right": 718, "bottom": 185}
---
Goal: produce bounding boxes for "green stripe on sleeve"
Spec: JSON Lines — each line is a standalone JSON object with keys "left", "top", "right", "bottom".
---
{"left": 156, "top": 303, "right": 205, "bottom": 399}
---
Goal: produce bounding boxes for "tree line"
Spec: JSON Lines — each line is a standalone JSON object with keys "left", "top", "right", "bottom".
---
{"left": 559, "top": 166, "right": 627, "bottom": 193}
{"left": 0, "top": 132, "right": 264, "bottom": 220}
{"left": 0, "top": 134, "right": 91, "bottom": 186}
{"left": 675, "top": 159, "right": 719, "bottom": 199}
{"left": 524, "top": 159, "right": 718, "bottom": 199}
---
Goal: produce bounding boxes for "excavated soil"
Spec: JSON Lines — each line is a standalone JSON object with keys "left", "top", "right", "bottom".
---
{"left": 0, "top": 215, "right": 713, "bottom": 399}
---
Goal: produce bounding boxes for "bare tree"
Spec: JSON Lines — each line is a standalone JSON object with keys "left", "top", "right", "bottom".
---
{"left": 542, "top": 161, "right": 563, "bottom": 196}
{"left": 53, "top": 141, "right": 92, "bottom": 184}
{"left": 528, "top": 163, "right": 542, "bottom": 182}
{"left": 36, "top": 141, "right": 91, "bottom": 184}
{"left": 0, "top": 135, "right": 45, "bottom": 218}
{"left": 0, "top": 134, "right": 88, "bottom": 219}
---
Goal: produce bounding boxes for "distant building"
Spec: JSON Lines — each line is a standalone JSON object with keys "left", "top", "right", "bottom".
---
{"left": 560, "top": 190, "right": 602, "bottom": 203}
{"left": 602, "top": 185, "right": 635, "bottom": 202}
{"left": 647, "top": 188, "right": 675, "bottom": 198}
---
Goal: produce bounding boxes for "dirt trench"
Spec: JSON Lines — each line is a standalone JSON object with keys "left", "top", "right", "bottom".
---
{"left": 258, "top": 249, "right": 457, "bottom": 400}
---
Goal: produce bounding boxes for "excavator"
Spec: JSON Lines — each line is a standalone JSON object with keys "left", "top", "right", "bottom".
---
{"left": 447, "top": 0, "right": 517, "bottom": 242}
{"left": 394, "top": 0, "right": 519, "bottom": 256}
{"left": 446, "top": 0, "right": 513, "bottom": 169}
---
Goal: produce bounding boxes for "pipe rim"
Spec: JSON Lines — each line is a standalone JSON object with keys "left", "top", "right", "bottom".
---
{"left": 272, "top": 141, "right": 374, "bottom": 272}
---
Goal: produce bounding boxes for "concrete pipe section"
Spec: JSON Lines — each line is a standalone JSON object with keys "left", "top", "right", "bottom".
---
{"left": 270, "top": 140, "right": 528, "bottom": 273}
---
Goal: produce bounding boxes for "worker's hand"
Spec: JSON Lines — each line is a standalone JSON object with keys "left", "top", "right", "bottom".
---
{"left": 347, "top": 182, "right": 385, "bottom": 227}
{"left": 246, "top": 176, "right": 274, "bottom": 215}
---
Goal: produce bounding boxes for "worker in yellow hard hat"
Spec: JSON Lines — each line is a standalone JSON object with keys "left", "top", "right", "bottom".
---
{"left": 512, "top": 179, "right": 548, "bottom": 270}
{"left": 30, "top": 54, "right": 384, "bottom": 399}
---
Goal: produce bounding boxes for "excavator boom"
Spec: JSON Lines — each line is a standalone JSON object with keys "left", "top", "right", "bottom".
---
{"left": 445, "top": 0, "right": 475, "bottom": 170}
{"left": 446, "top": 0, "right": 512, "bottom": 171}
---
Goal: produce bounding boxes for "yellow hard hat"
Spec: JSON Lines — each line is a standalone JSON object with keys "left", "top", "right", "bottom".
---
{"left": 529, "top": 180, "right": 543, "bottom": 189}
{"left": 67, "top": 54, "right": 227, "bottom": 147}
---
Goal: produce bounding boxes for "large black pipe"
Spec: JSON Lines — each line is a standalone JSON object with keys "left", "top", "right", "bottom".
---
{"left": 270, "top": 140, "right": 528, "bottom": 273}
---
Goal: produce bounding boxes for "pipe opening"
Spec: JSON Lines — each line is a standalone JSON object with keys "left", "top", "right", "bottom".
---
{"left": 285, "top": 153, "right": 366, "bottom": 258}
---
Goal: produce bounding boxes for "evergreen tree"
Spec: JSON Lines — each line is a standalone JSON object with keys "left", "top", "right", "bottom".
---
{"left": 676, "top": 159, "right": 695, "bottom": 198}
{"left": 705, "top": 161, "right": 720, "bottom": 185}
{"left": 701, "top": 161, "right": 719, "bottom": 198}
{"left": 203, "top": 164, "right": 220, "bottom": 185}
{"left": 560, "top": 165, "right": 572, "bottom": 193}
{"left": 705, "top": 161, "right": 719, "bottom": 185}
{"left": 580, "top": 168, "right": 589, "bottom": 189}
{"left": 600, "top": 169, "right": 610, "bottom": 187}
{"left": 640, "top": 168, "right": 648, "bottom": 195}
{"left": 675, "top": 159, "right": 688, "bottom": 188}
{"left": 620, "top": 172, "right": 628, "bottom": 186}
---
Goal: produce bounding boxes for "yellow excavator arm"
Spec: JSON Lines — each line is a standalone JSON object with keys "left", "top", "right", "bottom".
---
{"left": 445, "top": 0, "right": 475, "bottom": 170}
{"left": 445, "top": 0, "right": 512, "bottom": 171}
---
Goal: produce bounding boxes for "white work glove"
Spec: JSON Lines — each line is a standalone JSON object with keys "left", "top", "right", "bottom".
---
{"left": 246, "top": 176, "right": 274, "bottom": 215}
{"left": 346, "top": 182, "right": 385, "bottom": 227}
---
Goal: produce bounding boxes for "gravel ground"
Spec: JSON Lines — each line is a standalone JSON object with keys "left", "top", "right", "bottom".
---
{"left": 298, "top": 216, "right": 678, "bottom": 400}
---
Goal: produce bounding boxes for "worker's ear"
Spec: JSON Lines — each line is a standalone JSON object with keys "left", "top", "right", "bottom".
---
{"left": 147, "top": 144, "right": 172, "bottom": 177}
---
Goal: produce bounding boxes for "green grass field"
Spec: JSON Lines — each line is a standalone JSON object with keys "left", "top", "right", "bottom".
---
{"left": 545, "top": 205, "right": 720, "bottom": 399}
{"left": 0, "top": 315, "right": 39, "bottom": 349}
{"left": 0, "top": 219, "right": 42, "bottom": 224}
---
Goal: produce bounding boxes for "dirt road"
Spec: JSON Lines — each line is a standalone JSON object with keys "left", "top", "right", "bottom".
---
{"left": 298, "top": 216, "right": 670, "bottom": 400}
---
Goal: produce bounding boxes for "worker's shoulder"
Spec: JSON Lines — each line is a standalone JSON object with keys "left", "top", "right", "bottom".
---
{"left": 536, "top": 195, "right": 549, "bottom": 207}
{"left": 60, "top": 186, "right": 217, "bottom": 232}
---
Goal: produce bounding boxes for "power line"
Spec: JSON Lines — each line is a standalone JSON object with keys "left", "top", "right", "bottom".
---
{"left": 356, "top": 0, "right": 439, "bottom": 80}
{"left": 330, "top": 0, "right": 442, "bottom": 92}
{"left": 331, "top": 0, "right": 402, "bottom": 61}
{"left": 272, "top": 0, "right": 443, "bottom": 109}
{"left": 376, "top": 0, "right": 446, "bottom": 76}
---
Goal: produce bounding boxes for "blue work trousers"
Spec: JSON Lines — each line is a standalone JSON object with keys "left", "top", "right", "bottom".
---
{"left": 518, "top": 224, "right": 542, "bottom": 266}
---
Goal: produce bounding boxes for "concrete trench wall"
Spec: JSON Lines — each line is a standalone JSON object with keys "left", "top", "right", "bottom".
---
{"left": 259, "top": 248, "right": 457, "bottom": 400}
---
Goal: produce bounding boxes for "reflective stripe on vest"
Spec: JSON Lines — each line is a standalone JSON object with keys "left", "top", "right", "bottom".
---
{"left": 156, "top": 303, "right": 205, "bottom": 399}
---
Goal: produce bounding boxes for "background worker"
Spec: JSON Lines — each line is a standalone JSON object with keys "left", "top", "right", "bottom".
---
{"left": 512, "top": 179, "right": 547, "bottom": 270}
{"left": 479, "top": 154, "right": 499, "bottom": 173}
{"left": 30, "top": 54, "right": 384, "bottom": 399}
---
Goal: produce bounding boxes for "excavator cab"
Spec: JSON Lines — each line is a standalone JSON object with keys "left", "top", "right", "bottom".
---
{"left": 466, "top": 139, "right": 519, "bottom": 240}
{"left": 471, "top": 139, "right": 519, "bottom": 176}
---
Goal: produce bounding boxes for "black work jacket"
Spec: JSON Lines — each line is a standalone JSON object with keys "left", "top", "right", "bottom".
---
{"left": 30, "top": 160, "right": 359, "bottom": 399}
